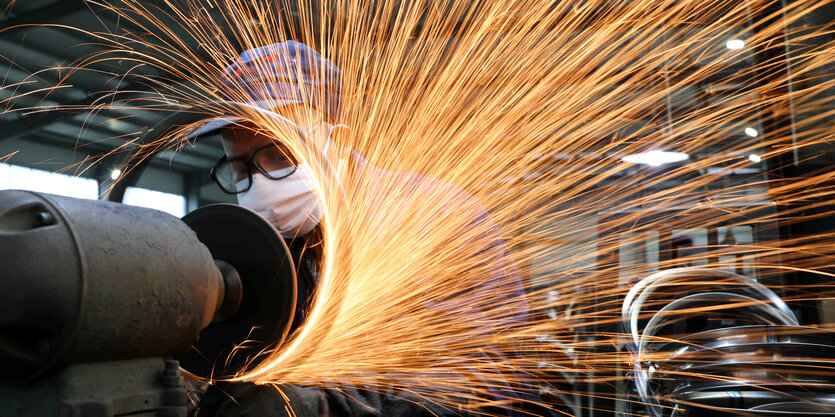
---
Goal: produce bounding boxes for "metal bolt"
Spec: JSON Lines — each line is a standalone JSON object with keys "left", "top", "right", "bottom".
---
{"left": 161, "top": 359, "right": 184, "bottom": 388}
{"left": 163, "top": 359, "right": 180, "bottom": 376}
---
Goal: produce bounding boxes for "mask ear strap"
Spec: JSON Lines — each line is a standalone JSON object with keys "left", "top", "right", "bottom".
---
{"left": 327, "top": 124, "right": 352, "bottom": 158}
{"left": 305, "top": 121, "right": 328, "bottom": 137}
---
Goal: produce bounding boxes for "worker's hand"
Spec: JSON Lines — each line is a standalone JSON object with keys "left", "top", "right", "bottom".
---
{"left": 193, "top": 380, "right": 457, "bottom": 417}
{"left": 194, "top": 382, "right": 305, "bottom": 417}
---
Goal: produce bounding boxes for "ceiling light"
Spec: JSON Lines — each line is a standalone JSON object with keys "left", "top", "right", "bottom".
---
{"left": 707, "top": 167, "right": 761, "bottom": 175}
{"left": 726, "top": 39, "right": 745, "bottom": 50}
{"left": 621, "top": 150, "right": 690, "bottom": 167}
{"left": 110, "top": 169, "right": 121, "bottom": 180}
{"left": 744, "top": 127, "right": 759, "bottom": 137}
{"left": 748, "top": 154, "right": 762, "bottom": 163}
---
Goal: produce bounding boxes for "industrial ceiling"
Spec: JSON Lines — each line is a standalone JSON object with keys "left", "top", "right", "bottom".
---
{"left": 0, "top": 0, "right": 234, "bottom": 206}
{"left": 0, "top": 1, "right": 832, "bottom": 207}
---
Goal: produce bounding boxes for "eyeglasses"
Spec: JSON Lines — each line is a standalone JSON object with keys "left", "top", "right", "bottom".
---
{"left": 210, "top": 144, "right": 297, "bottom": 194}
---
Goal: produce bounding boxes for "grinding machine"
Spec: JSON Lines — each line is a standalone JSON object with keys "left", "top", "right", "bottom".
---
{"left": 0, "top": 190, "right": 300, "bottom": 417}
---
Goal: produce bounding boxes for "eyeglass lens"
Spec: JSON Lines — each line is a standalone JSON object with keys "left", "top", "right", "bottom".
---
{"left": 254, "top": 146, "right": 296, "bottom": 179}
{"left": 214, "top": 160, "right": 251, "bottom": 193}
{"left": 214, "top": 145, "right": 297, "bottom": 193}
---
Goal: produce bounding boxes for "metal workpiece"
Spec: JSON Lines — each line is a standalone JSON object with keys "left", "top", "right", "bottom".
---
{"left": 625, "top": 268, "right": 835, "bottom": 416}
{"left": 0, "top": 190, "right": 221, "bottom": 383}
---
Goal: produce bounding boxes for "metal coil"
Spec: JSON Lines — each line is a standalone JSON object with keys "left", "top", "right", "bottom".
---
{"left": 623, "top": 268, "right": 835, "bottom": 416}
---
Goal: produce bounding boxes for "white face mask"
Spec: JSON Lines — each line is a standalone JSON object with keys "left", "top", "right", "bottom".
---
{"left": 236, "top": 163, "right": 322, "bottom": 239}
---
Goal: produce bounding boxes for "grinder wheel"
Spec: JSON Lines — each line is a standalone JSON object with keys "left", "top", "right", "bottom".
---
{"left": 179, "top": 204, "right": 297, "bottom": 379}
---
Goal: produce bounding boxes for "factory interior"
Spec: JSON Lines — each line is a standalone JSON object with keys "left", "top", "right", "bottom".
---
{"left": 0, "top": 0, "right": 834, "bottom": 416}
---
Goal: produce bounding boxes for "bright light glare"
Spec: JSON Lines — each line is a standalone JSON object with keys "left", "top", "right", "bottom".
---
{"left": 744, "top": 127, "right": 759, "bottom": 137}
{"left": 726, "top": 39, "right": 745, "bottom": 50}
{"left": 749, "top": 154, "right": 762, "bottom": 163}
{"left": 0, "top": 163, "right": 98, "bottom": 199}
{"left": 621, "top": 150, "right": 690, "bottom": 167}
{"left": 110, "top": 169, "right": 121, "bottom": 180}
{"left": 123, "top": 187, "right": 186, "bottom": 217}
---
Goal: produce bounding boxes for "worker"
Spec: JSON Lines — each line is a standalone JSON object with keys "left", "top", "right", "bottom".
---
{"left": 190, "top": 41, "right": 554, "bottom": 417}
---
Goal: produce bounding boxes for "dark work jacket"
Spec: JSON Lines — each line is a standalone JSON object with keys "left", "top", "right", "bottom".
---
{"left": 287, "top": 226, "right": 322, "bottom": 332}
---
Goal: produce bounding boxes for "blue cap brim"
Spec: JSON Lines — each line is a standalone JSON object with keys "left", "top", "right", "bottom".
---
{"left": 187, "top": 99, "right": 306, "bottom": 139}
